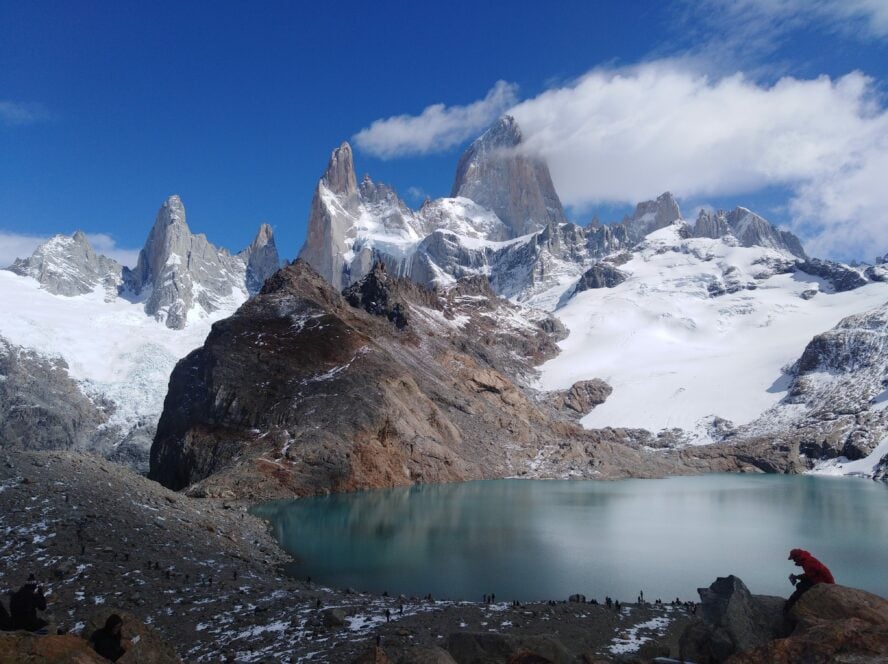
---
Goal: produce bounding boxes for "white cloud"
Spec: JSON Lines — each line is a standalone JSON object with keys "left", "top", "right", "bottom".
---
{"left": 406, "top": 186, "right": 428, "bottom": 202}
{"left": 0, "top": 101, "right": 53, "bottom": 127}
{"left": 0, "top": 232, "right": 51, "bottom": 267}
{"left": 508, "top": 62, "right": 888, "bottom": 260}
{"left": 696, "top": 0, "right": 888, "bottom": 40}
{"left": 0, "top": 231, "right": 141, "bottom": 268}
{"left": 353, "top": 81, "right": 519, "bottom": 158}
{"left": 84, "top": 233, "right": 141, "bottom": 267}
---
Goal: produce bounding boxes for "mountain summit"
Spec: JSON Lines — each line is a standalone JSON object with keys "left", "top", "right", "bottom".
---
{"left": 451, "top": 115, "right": 567, "bottom": 237}
{"left": 125, "top": 195, "right": 279, "bottom": 329}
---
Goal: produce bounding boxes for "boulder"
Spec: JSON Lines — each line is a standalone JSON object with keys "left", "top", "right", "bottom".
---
{"left": 679, "top": 576, "right": 785, "bottom": 662}
{"left": 83, "top": 609, "right": 180, "bottom": 664}
{"left": 0, "top": 632, "right": 106, "bottom": 663}
{"left": 788, "top": 581, "right": 888, "bottom": 631}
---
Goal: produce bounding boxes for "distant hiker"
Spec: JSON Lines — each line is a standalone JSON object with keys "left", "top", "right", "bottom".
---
{"left": 605, "top": 596, "right": 612, "bottom": 609}
{"left": 90, "top": 613, "right": 127, "bottom": 662}
{"left": 9, "top": 574, "right": 48, "bottom": 632}
{"left": 639, "top": 590, "right": 644, "bottom": 603}
{"left": 385, "top": 608, "right": 391, "bottom": 622}
{"left": 614, "top": 600, "right": 621, "bottom": 612}
{"left": 785, "top": 548, "right": 835, "bottom": 612}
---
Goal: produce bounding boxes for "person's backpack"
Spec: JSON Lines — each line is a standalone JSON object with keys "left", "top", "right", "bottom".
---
{"left": 0, "top": 597, "right": 11, "bottom": 631}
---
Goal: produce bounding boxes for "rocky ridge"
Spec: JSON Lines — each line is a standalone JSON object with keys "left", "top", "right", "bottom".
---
{"left": 147, "top": 259, "right": 810, "bottom": 499}
{"left": 733, "top": 300, "right": 888, "bottom": 475}
{"left": 7, "top": 231, "right": 123, "bottom": 300}
{"left": 298, "top": 115, "right": 883, "bottom": 319}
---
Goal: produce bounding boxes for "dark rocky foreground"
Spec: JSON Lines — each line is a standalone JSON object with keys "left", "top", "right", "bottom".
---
{"left": 3, "top": 451, "right": 887, "bottom": 663}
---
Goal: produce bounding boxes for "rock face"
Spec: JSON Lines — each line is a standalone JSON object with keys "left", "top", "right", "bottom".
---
{"left": 124, "top": 195, "right": 259, "bottom": 329}
{"left": 798, "top": 257, "right": 868, "bottom": 292}
{"left": 0, "top": 336, "right": 116, "bottom": 455}
{"left": 451, "top": 115, "right": 567, "bottom": 237}
{"left": 571, "top": 263, "right": 627, "bottom": 293}
{"left": 7, "top": 231, "right": 123, "bottom": 299}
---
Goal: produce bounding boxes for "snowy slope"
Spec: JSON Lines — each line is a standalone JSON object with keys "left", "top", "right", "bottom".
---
{"left": 537, "top": 224, "right": 888, "bottom": 441}
{"left": 0, "top": 270, "right": 240, "bottom": 437}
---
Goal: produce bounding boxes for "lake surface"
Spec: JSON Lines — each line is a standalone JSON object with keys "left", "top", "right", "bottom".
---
{"left": 253, "top": 474, "right": 888, "bottom": 602}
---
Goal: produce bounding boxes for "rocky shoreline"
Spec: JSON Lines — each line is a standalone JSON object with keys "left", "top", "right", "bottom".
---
{"left": 1, "top": 450, "right": 699, "bottom": 662}
{"left": 2, "top": 450, "right": 887, "bottom": 663}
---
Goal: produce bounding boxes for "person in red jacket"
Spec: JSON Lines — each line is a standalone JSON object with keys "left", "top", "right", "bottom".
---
{"left": 784, "top": 548, "right": 835, "bottom": 612}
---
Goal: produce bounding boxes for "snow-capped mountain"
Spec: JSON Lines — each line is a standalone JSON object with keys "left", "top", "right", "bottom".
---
{"left": 8, "top": 230, "right": 124, "bottom": 300}
{"left": 536, "top": 223, "right": 887, "bottom": 443}
{"left": 0, "top": 195, "right": 280, "bottom": 469}
{"left": 296, "top": 114, "right": 888, "bottom": 478}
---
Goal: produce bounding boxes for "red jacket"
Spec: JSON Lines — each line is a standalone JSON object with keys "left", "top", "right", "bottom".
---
{"left": 789, "top": 549, "right": 835, "bottom": 585}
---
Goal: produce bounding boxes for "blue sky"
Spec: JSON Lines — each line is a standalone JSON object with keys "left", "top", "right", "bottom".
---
{"left": 2, "top": 0, "right": 888, "bottom": 265}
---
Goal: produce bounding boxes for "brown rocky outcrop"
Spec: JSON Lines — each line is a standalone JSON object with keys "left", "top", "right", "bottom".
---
{"left": 0, "top": 632, "right": 106, "bottom": 664}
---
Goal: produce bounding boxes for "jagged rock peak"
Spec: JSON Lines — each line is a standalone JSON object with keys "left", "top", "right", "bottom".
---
{"left": 622, "top": 192, "right": 682, "bottom": 240}
{"left": 125, "top": 195, "right": 249, "bottom": 329}
{"left": 322, "top": 141, "right": 357, "bottom": 198}
{"left": 451, "top": 115, "right": 567, "bottom": 238}
{"left": 239, "top": 223, "right": 280, "bottom": 294}
{"left": 724, "top": 207, "right": 807, "bottom": 259}
{"left": 694, "top": 208, "right": 731, "bottom": 240}
{"left": 7, "top": 230, "right": 123, "bottom": 298}
{"left": 472, "top": 114, "right": 523, "bottom": 149}
{"left": 158, "top": 194, "right": 186, "bottom": 225}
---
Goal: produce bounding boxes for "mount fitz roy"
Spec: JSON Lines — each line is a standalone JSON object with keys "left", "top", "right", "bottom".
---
{"left": 2, "top": 115, "right": 888, "bottom": 491}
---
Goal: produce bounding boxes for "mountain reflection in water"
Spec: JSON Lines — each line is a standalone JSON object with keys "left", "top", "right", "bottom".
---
{"left": 253, "top": 475, "right": 888, "bottom": 601}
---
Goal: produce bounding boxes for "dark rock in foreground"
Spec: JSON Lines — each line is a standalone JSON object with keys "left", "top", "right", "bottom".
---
{"left": 680, "top": 575, "right": 888, "bottom": 663}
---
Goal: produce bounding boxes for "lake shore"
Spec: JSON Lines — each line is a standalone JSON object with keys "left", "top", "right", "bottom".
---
{"left": 0, "top": 450, "right": 702, "bottom": 661}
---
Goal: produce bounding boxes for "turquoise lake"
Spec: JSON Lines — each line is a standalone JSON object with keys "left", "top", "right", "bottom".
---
{"left": 253, "top": 474, "right": 888, "bottom": 602}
